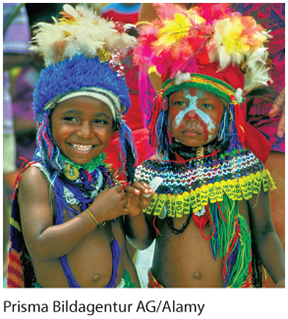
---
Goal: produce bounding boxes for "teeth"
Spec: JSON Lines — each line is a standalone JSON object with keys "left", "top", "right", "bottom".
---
{"left": 72, "top": 144, "right": 93, "bottom": 151}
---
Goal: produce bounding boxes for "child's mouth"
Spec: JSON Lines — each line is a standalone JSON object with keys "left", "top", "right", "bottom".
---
{"left": 182, "top": 129, "right": 201, "bottom": 137}
{"left": 71, "top": 143, "right": 93, "bottom": 151}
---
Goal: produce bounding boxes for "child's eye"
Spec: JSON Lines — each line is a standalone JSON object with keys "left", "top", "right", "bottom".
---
{"left": 201, "top": 103, "right": 213, "bottom": 110}
{"left": 63, "top": 116, "right": 77, "bottom": 122}
{"left": 94, "top": 119, "right": 109, "bottom": 125}
{"left": 173, "top": 101, "right": 187, "bottom": 107}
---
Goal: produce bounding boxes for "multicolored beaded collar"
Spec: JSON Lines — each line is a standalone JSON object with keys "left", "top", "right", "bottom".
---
{"left": 136, "top": 148, "right": 275, "bottom": 220}
{"left": 135, "top": 146, "right": 275, "bottom": 288}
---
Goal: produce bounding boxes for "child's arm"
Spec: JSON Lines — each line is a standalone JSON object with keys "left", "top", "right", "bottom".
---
{"left": 19, "top": 167, "right": 130, "bottom": 261}
{"left": 124, "top": 181, "right": 156, "bottom": 250}
{"left": 248, "top": 190, "right": 285, "bottom": 287}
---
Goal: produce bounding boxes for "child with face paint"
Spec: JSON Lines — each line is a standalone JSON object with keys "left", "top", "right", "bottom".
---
{"left": 6, "top": 4, "right": 151, "bottom": 288}
{"left": 168, "top": 87, "right": 225, "bottom": 149}
{"left": 125, "top": 3, "right": 285, "bottom": 288}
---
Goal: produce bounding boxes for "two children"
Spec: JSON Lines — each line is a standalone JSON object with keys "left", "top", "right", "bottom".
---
{"left": 7, "top": 3, "right": 284, "bottom": 289}
{"left": 7, "top": 4, "right": 142, "bottom": 288}
{"left": 125, "top": 3, "right": 285, "bottom": 288}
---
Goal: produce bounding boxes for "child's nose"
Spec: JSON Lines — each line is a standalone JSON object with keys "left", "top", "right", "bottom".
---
{"left": 184, "top": 110, "right": 200, "bottom": 123}
{"left": 77, "top": 121, "right": 94, "bottom": 138}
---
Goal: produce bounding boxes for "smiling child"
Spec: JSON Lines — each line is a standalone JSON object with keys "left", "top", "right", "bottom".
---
{"left": 7, "top": 4, "right": 141, "bottom": 288}
{"left": 125, "top": 3, "right": 285, "bottom": 288}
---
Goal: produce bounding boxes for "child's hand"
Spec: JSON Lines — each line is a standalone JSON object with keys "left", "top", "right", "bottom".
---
{"left": 124, "top": 181, "right": 154, "bottom": 217}
{"left": 89, "top": 186, "right": 129, "bottom": 223}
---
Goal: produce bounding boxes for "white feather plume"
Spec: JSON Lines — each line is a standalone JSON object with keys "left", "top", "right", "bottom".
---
{"left": 218, "top": 45, "right": 231, "bottom": 69}
{"left": 175, "top": 71, "right": 191, "bottom": 85}
{"left": 29, "top": 4, "right": 137, "bottom": 66}
{"left": 244, "top": 47, "right": 271, "bottom": 91}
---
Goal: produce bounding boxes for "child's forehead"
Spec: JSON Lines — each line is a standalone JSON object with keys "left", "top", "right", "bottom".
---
{"left": 54, "top": 96, "right": 113, "bottom": 116}
{"left": 170, "top": 87, "right": 217, "bottom": 99}
{"left": 174, "top": 87, "right": 202, "bottom": 95}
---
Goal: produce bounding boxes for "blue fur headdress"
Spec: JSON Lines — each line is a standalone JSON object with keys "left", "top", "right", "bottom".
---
{"left": 30, "top": 4, "right": 138, "bottom": 182}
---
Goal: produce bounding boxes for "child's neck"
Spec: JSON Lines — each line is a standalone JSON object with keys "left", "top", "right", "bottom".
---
{"left": 168, "top": 138, "right": 222, "bottom": 161}
{"left": 59, "top": 153, "right": 106, "bottom": 172}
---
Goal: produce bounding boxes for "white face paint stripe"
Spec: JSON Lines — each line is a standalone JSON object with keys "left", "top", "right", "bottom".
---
{"left": 173, "top": 89, "right": 216, "bottom": 142}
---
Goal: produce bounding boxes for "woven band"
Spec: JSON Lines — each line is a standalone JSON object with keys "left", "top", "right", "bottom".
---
{"left": 162, "top": 74, "right": 237, "bottom": 102}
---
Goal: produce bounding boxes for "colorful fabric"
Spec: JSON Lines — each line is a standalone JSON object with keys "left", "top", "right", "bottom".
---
{"left": 232, "top": 3, "right": 285, "bottom": 153}
{"left": 135, "top": 146, "right": 275, "bottom": 288}
{"left": 162, "top": 67, "right": 243, "bottom": 102}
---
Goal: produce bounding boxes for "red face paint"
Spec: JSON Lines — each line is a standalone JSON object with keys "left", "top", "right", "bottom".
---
{"left": 168, "top": 88, "right": 224, "bottom": 147}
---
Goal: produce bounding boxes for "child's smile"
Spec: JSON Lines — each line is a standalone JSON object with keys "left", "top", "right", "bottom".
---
{"left": 51, "top": 96, "right": 114, "bottom": 165}
{"left": 168, "top": 88, "right": 224, "bottom": 147}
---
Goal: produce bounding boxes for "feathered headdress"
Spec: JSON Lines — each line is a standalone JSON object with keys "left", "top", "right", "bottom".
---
{"left": 134, "top": 3, "right": 272, "bottom": 160}
{"left": 30, "top": 4, "right": 138, "bottom": 182}
{"left": 30, "top": 4, "right": 136, "bottom": 70}
{"left": 134, "top": 3, "right": 271, "bottom": 92}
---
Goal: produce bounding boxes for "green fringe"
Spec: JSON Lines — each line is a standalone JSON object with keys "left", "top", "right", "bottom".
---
{"left": 208, "top": 195, "right": 252, "bottom": 287}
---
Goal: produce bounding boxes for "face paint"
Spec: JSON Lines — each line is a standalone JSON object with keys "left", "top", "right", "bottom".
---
{"left": 168, "top": 87, "right": 224, "bottom": 147}
{"left": 173, "top": 89, "right": 216, "bottom": 143}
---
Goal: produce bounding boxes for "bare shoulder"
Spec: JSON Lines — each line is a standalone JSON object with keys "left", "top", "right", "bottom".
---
{"left": 19, "top": 166, "right": 49, "bottom": 193}
{"left": 18, "top": 165, "right": 55, "bottom": 240}
{"left": 18, "top": 165, "right": 51, "bottom": 210}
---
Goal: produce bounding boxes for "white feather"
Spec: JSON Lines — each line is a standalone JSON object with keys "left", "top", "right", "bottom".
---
{"left": 231, "top": 51, "right": 243, "bottom": 65}
{"left": 175, "top": 71, "right": 191, "bottom": 85}
{"left": 29, "top": 4, "right": 137, "bottom": 66}
{"left": 244, "top": 46, "right": 271, "bottom": 91}
{"left": 234, "top": 88, "right": 243, "bottom": 104}
{"left": 218, "top": 45, "right": 230, "bottom": 69}
{"left": 63, "top": 4, "right": 80, "bottom": 19}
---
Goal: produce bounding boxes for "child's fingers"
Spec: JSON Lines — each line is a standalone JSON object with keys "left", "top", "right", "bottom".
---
{"left": 276, "top": 113, "right": 285, "bottom": 138}
{"left": 140, "top": 181, "right": 150, "bottom": 188}
{"left": 269, "top": 89, "right": 285, "bottom": 116}
{"left": 132, "top": 181, "right": 154, "bottom": 196}
{"left": 115, "top": 185, "right": 124, "bottom": 192}
{"left": 124, "top": 185, "right": 141, "bottom": 195}
{"left": 125, "top": 182, "right": 153, "bottom": 196}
